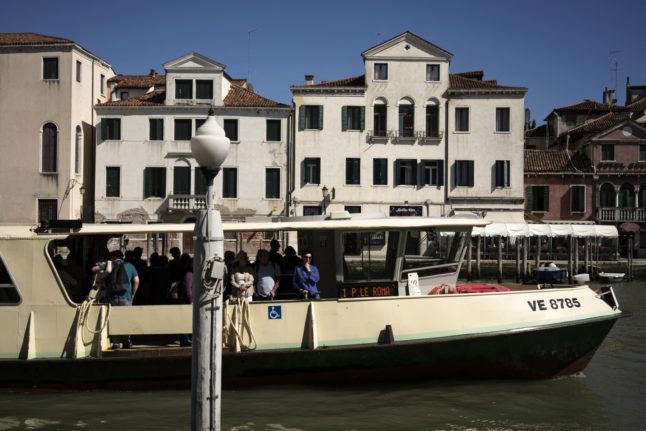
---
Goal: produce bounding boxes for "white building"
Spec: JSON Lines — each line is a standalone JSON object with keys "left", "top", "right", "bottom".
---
{"left": 94, "top": 52, "right": 291, "bottom": 224}
{"left": 290, "top": 32, "right": 526, "bottom": 221}
{"left": 0, "top": 32, "right": 114, "bottom": 223}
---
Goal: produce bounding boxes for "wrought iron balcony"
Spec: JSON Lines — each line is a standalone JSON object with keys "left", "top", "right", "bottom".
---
{"left": 366, "top": 130, "right": 389, "bottom": 144}
{"left": 416, "top": 130, "right": 444, "bottom": 143}
{"left": 168, "top": 194, "right": 207, "bottom": 212}
{"left": 597, "top": 207, "right": 646, "bottom": 222}
{"left": 390, "top": 130, "right": 416, "bottom": 144}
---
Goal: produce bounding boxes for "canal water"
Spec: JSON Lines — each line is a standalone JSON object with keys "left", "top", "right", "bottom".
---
{"left": 1, "top": 281, "right": 644, "bottom": 430}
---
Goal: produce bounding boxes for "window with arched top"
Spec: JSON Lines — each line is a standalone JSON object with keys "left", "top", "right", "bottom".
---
{"left": 425, "top": 99, "right": 440, "bottom": 137}
{"left": 599, "top": 183, "right": 615, "bottom": 207}
{"left": 619, "top": 183, "right": 635, "bottom": 208}
{"left": 173, "top": 160, "right": 192, "bottom": 195}
{"left": 373, "top": 98, "right": 388, "bottom": 137}
{"left": 75, "top": 125, "right": 82, "bottom": 174}
{"left": 398, "top": 98, "right": 415, "bottom": 137}
{"left": 41, "top": 123, "right": 57, "bottom": 173}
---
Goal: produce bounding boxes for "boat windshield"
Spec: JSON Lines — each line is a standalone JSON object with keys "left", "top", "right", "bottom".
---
{"left": 401, "top": 229, "right": 468, "bottom": 279}
{"left": 342, "top": 231, "right": 400, "bottom": 281}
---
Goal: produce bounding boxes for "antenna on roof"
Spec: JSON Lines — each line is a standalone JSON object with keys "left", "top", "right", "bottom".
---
{"left": 609, "top": 49, "right": 621, "bottom": 95}
{"left": 247, "top": 28, "right": 258, "bottom": 83}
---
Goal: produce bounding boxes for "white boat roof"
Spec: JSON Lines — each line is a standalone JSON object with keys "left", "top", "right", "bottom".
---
{"left": 471, "top": 223, "right": 619, "bottom": 238}
{"left": 0, "top": 216, "right": 487, "bottom": 239}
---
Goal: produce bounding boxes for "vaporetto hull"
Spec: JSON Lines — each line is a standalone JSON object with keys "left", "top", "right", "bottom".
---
{"left": 0, "top": 311, "right": 623, "bottom": 389}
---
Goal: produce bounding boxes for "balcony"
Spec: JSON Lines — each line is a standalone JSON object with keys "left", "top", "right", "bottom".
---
{"left": 390, "top": 130, "right": 416, "bottom": 144}
{"left": 597, "top": 207, "right": 646, "bottom": 222}
{"left": 366, "top": 130, "right": 389, "bottom": 144}
{"left": 168, "top": 194, "right": 207, "bottom": 212}
{"left": 416, "top": 130, "right": 444, "bottom": 144}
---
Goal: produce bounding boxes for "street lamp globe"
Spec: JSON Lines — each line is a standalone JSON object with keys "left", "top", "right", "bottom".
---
{"left": 190, "top": 110, "right": 230, "bottom": 171}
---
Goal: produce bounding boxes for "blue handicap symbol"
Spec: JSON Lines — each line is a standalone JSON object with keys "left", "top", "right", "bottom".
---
{"left": 268, "top": 305, "right": 282, "bottom": 320}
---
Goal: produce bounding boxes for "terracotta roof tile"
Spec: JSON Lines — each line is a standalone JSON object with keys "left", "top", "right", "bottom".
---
{"left": 308, "top": 74, "right": 366, "bottom": 88}
{"left": 525, "top": 149, "right": 592, "bottom": 173}
{"left": 627, "top": 97, "right": 646, "bottom": 112}
{"left": 108, "top": 73, "right": 166, "bottom": 90}
{"left": 553, "top": 100, "right": 627, "bottom": 113}
{"left": 0, "top": 32, "right": 73, "bottom": 45}
{"left": 567, "top": 111, "right": 631, "bottom": 135}
{"left": 223, "top": 84, "right": 289, "bottom": 108}
{"left": 98, "top": 90, "right": 165, "bottom": 106}
{"left": 449, "top": 73, "right": 526, "bottom": 92}
{"left": 525, "top": 124, "right": 548, "bottom": 138}
{"left": 454, "top": 70, "right": 484, "bottom": 80}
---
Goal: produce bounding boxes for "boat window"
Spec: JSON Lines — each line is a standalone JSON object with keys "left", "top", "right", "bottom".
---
{"left": 401, "top": 230, "right": 468, "bottom": 279}
{"left": 0, "top": 254, "right": 21, "bottom": 304}
{"left": 342, "top": 231, "right": 399, "bottom": 281}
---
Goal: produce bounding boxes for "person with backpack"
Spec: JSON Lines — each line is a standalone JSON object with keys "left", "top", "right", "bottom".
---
{"left": 253, "top": 249, "right": 280, "bottom": 301}
{"left": 107, "top": 250, "right": 139, "bottom": 349}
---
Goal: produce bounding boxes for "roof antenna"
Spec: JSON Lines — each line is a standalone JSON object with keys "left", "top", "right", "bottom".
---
{"left": 247, "top": 28, "right": 258, "bottom": 83}
{"left": 609, "top": 49, "right": 620, "bottom": 97}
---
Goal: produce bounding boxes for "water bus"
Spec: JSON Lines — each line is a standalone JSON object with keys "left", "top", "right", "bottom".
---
{"left": 0, "top": 213, "right": 628, "bottom": 388}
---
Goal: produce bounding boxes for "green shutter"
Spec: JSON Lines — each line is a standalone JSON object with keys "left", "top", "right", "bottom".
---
{"left": 298, "top": 106, "right": 305, "bottom": 131}
{"left": 318, "top": 106, "right": 324, "bottom": 130}
{"left": 543, "top": 186, "right": 549, "bottom": 211}
{"left": 341, "top": 106, "right": 348, "bottom": 131}
{"left": 468, "top": 161, "right": 474, "bottom": 187}
{"left": 101, "top": 119, "right": 107, "bottom": 141}
{"left": 143, "top": 168, "right": 151, "bottom": 198}
{"left": 395, "top": 160, "right": 401, "bottom": 185}
{"left": 115, "top": 119, "right": 121, "bottom": 140}
{"left": 526, "top": 186, "right": 534, "bottom": 211}
{"left": 360, "top": 107, "right": 365, "bottom": 131}
{"left": 412, "top": 161, "right": 418, "bottom": 185}
{"left": 438, "top": 161, "right": 444, "bottom": 186}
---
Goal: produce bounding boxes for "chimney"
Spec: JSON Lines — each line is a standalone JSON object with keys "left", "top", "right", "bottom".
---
{"left": 603, "top": 87, "right": 617, "bottom": 105}
{"left": 524, "top": 108, "right": 531, "bottom": 130}
{"left": 305, "top": 74, "right": 314, "bottom": 86}
{"left": 149, "top": 68, "right": 158, "bottom": 77}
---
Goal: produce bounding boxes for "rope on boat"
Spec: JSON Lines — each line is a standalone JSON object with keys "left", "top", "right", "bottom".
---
{"left": 224, "top": 298, "right": 257, "bottom": 352}
{"left": 76, "top": 290, "right": 111, "bottom": 345}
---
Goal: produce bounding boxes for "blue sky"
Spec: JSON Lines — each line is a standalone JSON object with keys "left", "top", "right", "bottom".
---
{"left": 3, "top": 0, "right": 644, "bottom": 123}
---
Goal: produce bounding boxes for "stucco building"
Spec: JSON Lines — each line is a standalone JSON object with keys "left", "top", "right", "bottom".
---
{"left": 94, "top": 52, "right": 291, "bottom": 224}
{"left": 289, "top": 32, "right": 527, "bottom": 221}
{"left": 0, "top": 33, "right": 114, "bottom": 223}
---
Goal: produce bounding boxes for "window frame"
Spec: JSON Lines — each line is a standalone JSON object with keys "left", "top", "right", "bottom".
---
{"left": 42, "top": 57, "right": 59, "bottom": 80}
{"left": 174, "top": 119, "right": 192, "bottom": 141}
{"left": 426, "top": 105, "right": 440, "bottom": 137}
{"left": 76, "top": 60, "right": 82, "bottom": 83}
{"left": 74, "top": 125, "right": 82, "bottom": 175}
{"left": 222, "top": 167, "right": 238, "bottom": 199}
{"left": 101, "top": 118, "right": 121, "bottom": 141}
{"left": 342, "top": 106, "right": 364, "bottom": 131}
{"left": 195, "top": 79, "right": 213, "bottom": 99}
{"left": 223, "top": 119, "right": 239, "bottom": 142}
{"left": 527, "top": 185, "right": 550, "bottom": 212}
{"left": 455, "top": 107, "right": 470, "bottom": 132}
{"left": 41, "top": 122, "right": 58, "bottom": 173}
{"left": 143, "top": 167, "right": 166, "bottom": 199}
{"left": 106, "top": 166, "right": 121, "bottom": 198}
{"left": 149, "top": 118, "right": 164, "bottom": 141}
{"left": 374, "top": 63, "right": 388, "bottom": 81}
{"left": 421, "top": 160, "right": 444, "bottom": 187}
{"left": 175, "top": 79, "right": 193, "bottom": 99}
{"left": 373, "top": 158, "right": 388, "bottom": 186}
{"left": 398, "top": 104, "right": 415, "bottom": 137}
{"left": 0, "top": 252, "right": 22, "bottom": 305}
{"left": 38, "top": 199, "right": 58, "bottom": 223}
{"left": 395, "top": 159, "right": 417, "bottom": 186}
{"left": 601, "top": 143, "right": 615, "bottom": 161}
{"left": 265, "top": 167, "right": 281, "bottom": 199}
{"left": 496, "top": 107, "right": 510, "bottom": 132}
{"left": 100, "top": 74, "right": 105, "bottom": 95}
{"left": 345, "top": 158, "right": 361, "bottom": 185}
{"left": 301, "top": 105, "right": 322, "bottom": 130}
{"left": 494, "top": 160, "right": 510, "bottom": 188}
{"left": 303, "top": 158, "right": 321, "bottom": 185}
{"left": 570, "top": 184, "right": 586, "bottom": 213}
{"left": 426, "top": 64, "right": 440, "bottom": 82}
{"left": 173, "top": 165, "right": 191, "bottom": 195}
{"left": 373, "top": 104, "right": 387, "bottom": 137}
{"left": 454, "top": 160, "right": 474, "bottom": 187}
{"left": 266, "top": 119, "right": 282, "bottom": 142}
{"left": 120, "top": 91, "right": 129, "bottom": 100}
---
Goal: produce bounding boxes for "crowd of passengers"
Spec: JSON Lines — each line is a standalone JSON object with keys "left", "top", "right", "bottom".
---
{"left": 53, "top": 238, "right": 321, "bottom": 305}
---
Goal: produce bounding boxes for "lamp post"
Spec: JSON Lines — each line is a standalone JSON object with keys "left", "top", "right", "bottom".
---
{"left": 321, "top": 185, "right": 334, "bottom": 215}
{"left": 190, "top": 108, "right": 230, "bottom": 431}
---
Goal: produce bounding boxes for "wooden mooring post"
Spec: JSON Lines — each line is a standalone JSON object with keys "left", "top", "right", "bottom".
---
{"left": 497, "top": 236, "right": 503, "bottom": 283}
{"left": 476, "top": 236, "right": 481, "bottom": 279}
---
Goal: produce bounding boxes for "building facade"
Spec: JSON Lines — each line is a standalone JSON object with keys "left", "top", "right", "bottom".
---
{"left": 289, "top": 32, "right": 527, "bottom": 220}
{"left": 0, "top": 33, "right": 114, "bottom": 223}
{"left": 94, "top": 52, "right": 291, "bottom": 224}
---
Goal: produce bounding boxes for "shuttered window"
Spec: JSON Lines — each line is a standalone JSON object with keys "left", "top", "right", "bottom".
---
{"left": 194, "top": 167, "right": 207, "bottom": 196}
{"left": 421, "top": 160, "right": 443, "bottom": 186}
{"left": 342, "top": 106, "right": 364, "bottom": 131}
{"left": 224, "top": 119, "right": 238, "bottom": 141}
{"left": 454, "top": 160, "right": 474, "bottom": 187}
{"left": 222, "top": 168, "right": 237, "bottom": 198}
{"left": 298, "top": 106, "right": 323, "bottom": 130}
{"left": 373, "top": 158, "right": 388, "bottom": 185}
{"left": 175, "top": 80, "right": 192, "bottom": 99}
{"left": 41, "top": 123, "right": 57, "bottom": 173}
{"left": 455, "top": 108, "right": 469, "bottom": 132}
{"left": 266, "top": 119, "right": 281, "bottom": 141}
{"left": 174, "top": 119, "right": 192, "bottom": 140}
{"left": 149, "top": 119, "right": 164, "bottom": 140}
{"left": 496, "top": 108, "right": 510, "bottom": 132}
{"left": 395, "top": 159, "right": 417, "bottom": 186}
{"left": 196, "top": 80, "right": 213, "bottom": 99}
{"left": 494, "top": 160, "right": 510, "bottom": 188}
{"left": 346, "top": 158, "right": 360, "bottom": 185}
{"left": 265, "top": 168, "right": 280, "bottom": 199}
{"left": 426, "top": 105, "right": 440, "bottom": 137}
{"left": 106, "top": 167, "right": 120, "bottom": 197}
{"left": 303, "top": 158, "right": 320, "bottom": 184}
{"left": 373, "top": 104, "right": 387, "bottom": 137}
{"left": 144, "top": 167, "right": 166, "bottom": 198}
{"left": 43, "top": 57, "right": 58, "bottom": 80}
{"left": 571, "top": 185, "right": 585, "bottom": 213}
{"left": 173, "top": 166, "right": 191, "bottom": 195}
{"left": 101, "top": 119, "right": 121, "bottom": 140}
{"left": 527, "top": 186, "right": 549, "bottom": 212}
{"left": 38, "top": 199, "right": 57, "bottom": 223}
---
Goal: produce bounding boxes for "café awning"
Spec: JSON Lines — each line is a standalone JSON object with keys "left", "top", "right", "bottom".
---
{"left": 471, "top": 223, "right": 618, "bottom": 238}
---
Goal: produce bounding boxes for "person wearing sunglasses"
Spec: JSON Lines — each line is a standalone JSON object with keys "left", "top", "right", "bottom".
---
{"left": 292, "top": 248, "right": 320, "bottom": 300}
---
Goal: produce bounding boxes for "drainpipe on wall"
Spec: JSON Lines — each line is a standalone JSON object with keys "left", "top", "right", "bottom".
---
{"left": 444, "top": 96, "right": 450, "bottom": 207}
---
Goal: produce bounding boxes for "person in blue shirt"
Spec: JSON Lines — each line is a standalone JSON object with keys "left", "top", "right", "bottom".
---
{"left": 292, "top": 249, "right": 320, "bottom": 300}
{"left": 107, "top": 250, "right": 139, "bottom": 349}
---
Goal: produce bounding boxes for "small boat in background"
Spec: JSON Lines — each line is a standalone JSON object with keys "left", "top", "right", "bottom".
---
{"left": 533, "top": 262, "right": 568, "bottom": 284}
{"left": 598, "top": 272, "right": 625, "bottom": 283}
{"left": 572, "top": 273, "right": 591, "bottom": 285}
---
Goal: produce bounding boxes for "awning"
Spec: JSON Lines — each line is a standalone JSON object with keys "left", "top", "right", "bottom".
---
{"left": 471, "top": 223, "right": 618, "bottom": 238}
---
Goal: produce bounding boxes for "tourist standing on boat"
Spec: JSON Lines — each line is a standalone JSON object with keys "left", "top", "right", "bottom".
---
{"left": 280, "top": 246, "right": 300, "bottom": 298}
{"left": 230, "top": 251, "right": 255, "bottom": 302}
{"left": 178, "top": 253, "right": 194, "bottom": 346}
{"left": 293, "top": 249, "right": 320, "bottom": 299}
{"left": 106, "top": 250, "right": 139, "bottom": 349}
{"left": 269, "top": 239, "right": 283, "bottom": 267}
{"left": 254, "top": 249, "right": 281, "bottom": 301}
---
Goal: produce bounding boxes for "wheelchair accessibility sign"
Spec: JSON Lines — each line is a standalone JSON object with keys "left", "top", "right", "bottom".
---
{"left": 268, "top": 305, "right": 282, "bottom": 320}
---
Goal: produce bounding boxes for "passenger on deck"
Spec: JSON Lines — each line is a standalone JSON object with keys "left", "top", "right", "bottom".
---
{"left": 230, "top": 251, "right": 254, "bottom": 302}
{"left": 178, "top": 253, "right": 193, "bottom": 347}
{"left": 269, "top": 239, "right": 283, "bottom": 267}
{"left": 147, "top": 254, "right": 171, "bottom": 304}
{"left": 53, "top": 254, "right": 79, "bottom": 301}
{"left": 91, "top": 255, "right": 112, "bottom": 301}
{"left": 293, "top": 249, "right": 320, "bottom": 300}
{"left": 279, "top": 246, "right": 300, "bottom": 298}
{"left": 254, "top": 249, "right": 280, "bottom": 301}
{"left": 106, "top": 250, "right": 139, "bottom": 349}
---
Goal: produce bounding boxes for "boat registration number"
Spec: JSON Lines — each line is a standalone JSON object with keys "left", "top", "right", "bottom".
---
{"left": 527, "top": 298, "right": 581, "bottom": 311}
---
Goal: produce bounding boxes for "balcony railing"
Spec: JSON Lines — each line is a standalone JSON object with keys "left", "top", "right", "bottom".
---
{"left": 390, "top": 130, "right": 416, "bottom": 144}
{"left": 366, "top": 130, "right": 389, "bottom": 144}
{"left": 597, "top": 207, "right": 646, "bottom": 222}
{"left": 168, "top": 194, "right": 207, "bottom": 212}
{"left": 416, "top": 130, "right": 444, "bottom": 143}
